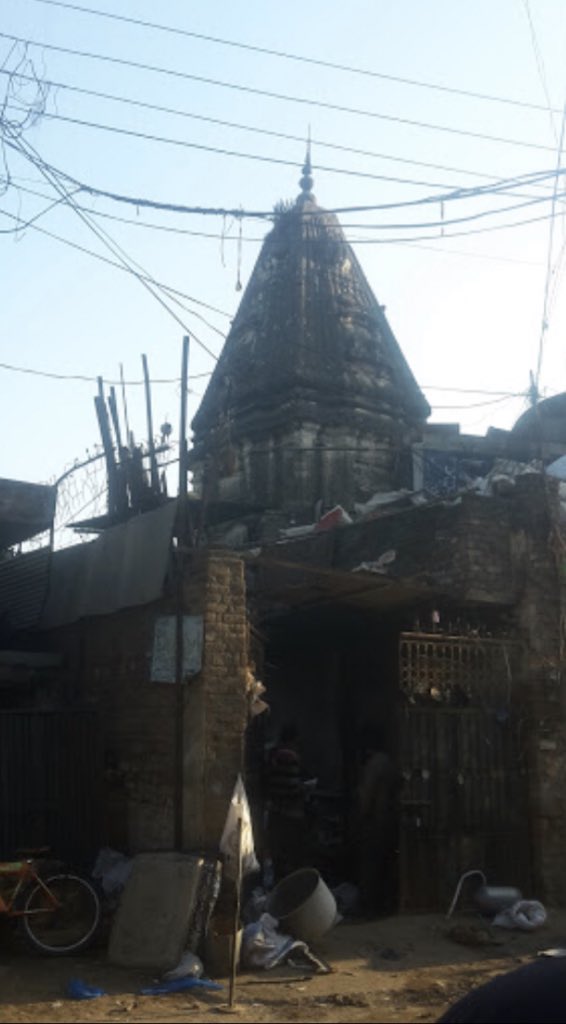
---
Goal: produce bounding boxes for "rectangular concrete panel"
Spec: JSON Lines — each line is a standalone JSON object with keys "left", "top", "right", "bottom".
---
{"left": 108, "top": 852, "right": 204, "bottom": 970}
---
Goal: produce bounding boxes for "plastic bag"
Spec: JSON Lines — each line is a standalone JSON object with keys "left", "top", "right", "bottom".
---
{"left": 493, "top": 900, "right": 547, "bottom": 931}
{"left": 163, "top": 951, "right": 203, "bottom": 981}
{"left": 242, "top": 913, "right": 305, "bottom": 969}
{"left": 219, "top": 775, "right": 259, "bottom": 880}
{"left": 66, "top": 979, "right": 106, "bottom": 1000}
{"left": 140, "top": 977, "right": 221, "bottom": 996}
{"left": 92, "top": 847, "right": 132, "bottom": 896}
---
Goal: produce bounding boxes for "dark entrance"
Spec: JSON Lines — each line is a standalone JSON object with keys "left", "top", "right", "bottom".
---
{"left": 250, "top": 604, "right": 403, "bottom": 912}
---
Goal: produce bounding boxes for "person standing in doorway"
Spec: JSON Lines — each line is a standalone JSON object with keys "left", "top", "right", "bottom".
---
{"left": 356, "top": 729, "right": 399, "bottom": 915}
{"left": 265, "top": 724, "right": 307, "bottom": 881}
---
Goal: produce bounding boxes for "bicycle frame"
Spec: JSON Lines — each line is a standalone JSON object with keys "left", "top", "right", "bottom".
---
{"left": 0, "top": 861, "right": 60, "bottom": 918}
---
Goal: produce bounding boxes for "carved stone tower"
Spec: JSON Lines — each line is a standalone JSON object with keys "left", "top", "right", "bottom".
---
{"left": 190, "top": 151, "right": 429, "bottom": 524}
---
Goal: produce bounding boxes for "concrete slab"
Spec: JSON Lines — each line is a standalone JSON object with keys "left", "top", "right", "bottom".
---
{"left": 108, "top": 851, "right": 204, "bottom": 970}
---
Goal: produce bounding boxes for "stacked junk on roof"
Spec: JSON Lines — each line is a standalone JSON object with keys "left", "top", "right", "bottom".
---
{"left": 1, "top": 157, "right": 566, "bottom": 988}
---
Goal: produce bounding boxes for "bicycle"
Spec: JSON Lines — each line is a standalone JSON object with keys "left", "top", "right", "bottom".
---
{"left": 0, "top": 849, "right": 101, "bottom": 955}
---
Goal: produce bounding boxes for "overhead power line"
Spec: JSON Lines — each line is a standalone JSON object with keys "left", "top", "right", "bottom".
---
{"left": 10, "top": 179, "right": 543, "bottom": 265}
{"left": 4, "top": 127, "right": 563, "bottom": 231}
{"left": 4, "top": 135, "right": 563, "bottom": 223}
{"left": 26, "top": 0, "right": 564, "bottom": 116}
{"left": 0, "top": 68, "right": 471, "bottom": 191}
{"left": 429, "top": 393, "right": 527, "bottom": 410}
{"left": 1, "top": 107, "right": 457, "bottom": 190}
{"left": 3, "top": 128, "right": 222, "bottom": 359}
{"left": 535, "top": 104, "right": 566, "bottom": 389}
{"left": 11, "top": 106, "right": 566, "bottom": 213}
{"left": 522, "top": 0, "right": 559, "bottom": 145}
{"left": 0, "top": 32, "right": 557, "bottom": 154}
{"left": 1, "top": 180, "right": 562, "bottom": 257}
{"left": 0, "top": 360, "right": 212, "bottom": 384}
{"left": 0, "top": 357, "right": 527, "bottom": 407}
{"left": 2, "top": 68, "right": 561, "bottom": 201}
{"left": 0, "top": 206, "right": 230, "bottom": 337}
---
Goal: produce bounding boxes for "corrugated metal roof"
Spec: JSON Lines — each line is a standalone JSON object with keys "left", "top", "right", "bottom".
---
{"left": 41, "top": 501, "right": 177, "bottom": 628}
{"left": 0, "top": 501, "right": 177, "bottom": 634}
{"left": 0, "top": 479, "right": 56, "bottom": 549}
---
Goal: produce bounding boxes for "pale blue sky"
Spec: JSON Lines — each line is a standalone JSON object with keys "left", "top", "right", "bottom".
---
{"left": 3, "top": 0, "right": 566, "bottom": 487}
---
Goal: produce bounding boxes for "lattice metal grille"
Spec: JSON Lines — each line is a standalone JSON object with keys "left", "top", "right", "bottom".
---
{"left": 399, "top": 632, "right": 518, "bottom": 706}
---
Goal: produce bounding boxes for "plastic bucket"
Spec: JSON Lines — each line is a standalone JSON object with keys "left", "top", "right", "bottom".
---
{"left": 474, "top": 885, "right": 522, "bottom": 915}
{"left": 267, "top": 868, "right": 337, "bottom": 944}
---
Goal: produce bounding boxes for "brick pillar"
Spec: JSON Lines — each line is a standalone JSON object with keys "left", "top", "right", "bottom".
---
{"left": 513, "top": 477, "right": 566, "bottom": 903}
{"left": 183, "top": 550, "right": 248, "bottom": 851}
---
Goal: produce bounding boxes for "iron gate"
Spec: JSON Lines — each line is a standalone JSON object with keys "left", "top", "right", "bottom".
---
{"left": 398, "top": 633, "right": 531, "bottom": 910}
{"left": 0, "top": 710, "right": 102, "bottom": 867}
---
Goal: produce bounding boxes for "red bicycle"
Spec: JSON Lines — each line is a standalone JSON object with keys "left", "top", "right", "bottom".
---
{"left": 0, "top": 850, "right": 101, "bottom": 955}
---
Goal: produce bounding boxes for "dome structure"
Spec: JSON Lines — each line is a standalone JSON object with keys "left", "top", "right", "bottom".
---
{"left": 190, "top": 152, "right": 430, "bottom": 521}
{"left": 512, "top": 393, "right": 566, "bottom": 446}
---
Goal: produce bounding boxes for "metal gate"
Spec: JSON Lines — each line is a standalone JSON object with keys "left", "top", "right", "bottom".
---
{"left": 398, "top": 633, "right": 531, "bottom": 910}
{"left": 0, "top": 710, "right": 102, "bottom": 867}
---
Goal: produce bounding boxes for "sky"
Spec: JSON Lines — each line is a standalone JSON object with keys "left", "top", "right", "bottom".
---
{"left": 3, "top": 0, "right": 566, "bottom": 509}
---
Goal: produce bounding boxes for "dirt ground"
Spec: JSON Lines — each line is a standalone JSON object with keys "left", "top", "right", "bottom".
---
{"left": 2, "top": 910, "right": 565, "bottom": 1024}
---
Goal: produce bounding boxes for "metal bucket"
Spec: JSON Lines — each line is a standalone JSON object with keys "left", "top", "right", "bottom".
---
{"left": 267, "top": 868, "right": 337, "bottom": 944}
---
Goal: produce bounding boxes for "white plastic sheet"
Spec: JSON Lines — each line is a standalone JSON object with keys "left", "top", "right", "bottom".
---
{"left": 219, "top": 775, "right": 259, "bottom": 880}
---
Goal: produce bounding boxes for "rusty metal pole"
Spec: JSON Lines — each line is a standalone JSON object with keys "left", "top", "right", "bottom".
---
{"left": 142, "top": 354, "right": 160, "bottom": 495}
{"left": 178, "top": 336, "right": 190, "bottom": 543}
{"left": 174, "top": 335, "right": 190, "bottom": 850}
{"left": 228, "top": 815, "right": 243, "bottom": 1009}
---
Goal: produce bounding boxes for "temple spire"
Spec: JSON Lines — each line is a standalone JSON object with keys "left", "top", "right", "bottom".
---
{"left": 298, "top": 132, "right": 315, "bottom": 201}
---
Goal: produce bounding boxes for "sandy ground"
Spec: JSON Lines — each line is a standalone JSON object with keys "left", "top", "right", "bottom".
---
{"left": 2, "top": 911, "right": 566, "bottom": 1024}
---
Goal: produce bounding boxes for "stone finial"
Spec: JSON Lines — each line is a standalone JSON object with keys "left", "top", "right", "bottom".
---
{"left": 299, "top": 135, "right": 315, "bottom": 199}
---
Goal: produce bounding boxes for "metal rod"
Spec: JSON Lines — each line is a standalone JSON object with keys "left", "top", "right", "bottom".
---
{"left": 178, "top": 335, "right": 190, "bottom": 543}
{"left": 108, "top": 387, "right": 123, "bottom": 451}
{"left": 174, "top": 335, "right": 191, "bottom": 850}
{"left": 173, "top": 585, "right": 185, "bottom": 851}
{"left": 119, "top": 363, "right": 131, "bottom": 449}
{"left": 142, "top": 354, "right": 160, "bottom": 494}
{"left": 228, "top": 815, "right": 243, "bottom": 1009}
{"left": 94, "top": 394, "right": 118, "bottom": 515}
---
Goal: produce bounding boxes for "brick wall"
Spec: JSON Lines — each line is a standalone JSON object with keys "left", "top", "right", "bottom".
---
{"left": 509, "top": 477, "right": 566, "bottom": 903}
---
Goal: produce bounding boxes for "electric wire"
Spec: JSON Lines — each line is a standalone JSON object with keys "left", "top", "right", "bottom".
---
{"left": 25, "top": 0, "right": 566, "bottom": 116}
{"left": 1, "top": 186, "right": 562, "bottom": 256}
{"left": 0, "top": 357, "right": 530, "bottom": 406}
{"left": 0, "top": 68, "right": 475, "bottom": 192}
{"left": 2, "top": 106, "right": 461, "bottom": 190}
{"left": 9, "top": 178, "right": 544, "bottom": 265}
{"left": 522, "top": 0, "right": 559, "bottom": 145}
{"left": 4, "top": 127, "right": 222, "bottom": 359}
{"left": 0, "top": 32, "right": 557, "bottom": 154}
{"left": 1, "top": 66, "right": 561, "bottom": 199}
{"left": 0, "top": 359, "right": 211, "bottom": 385}
{"left": 0, "top": 205, "right": 235, "bottom": 327}
{"left": 4, "top": 134, "right": 564, "bottom": 224}
{"left": 535, "top": 103, "right": 566, "bottom": 389}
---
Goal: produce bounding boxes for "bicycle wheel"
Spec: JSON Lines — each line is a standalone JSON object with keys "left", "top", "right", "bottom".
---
{"left": 21, "top": 873, "right": 101, "bottom": 955}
